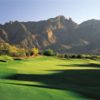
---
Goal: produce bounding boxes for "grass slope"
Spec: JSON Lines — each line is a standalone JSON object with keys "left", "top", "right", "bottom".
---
{"left": 0, "top": 56, "right": 100, "bottom": 100}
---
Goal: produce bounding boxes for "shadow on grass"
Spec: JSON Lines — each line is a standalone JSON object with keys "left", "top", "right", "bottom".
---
{"left": 58, "top": 63, "right": 100, "bottom": 68}
{"left": 4, "top": 69, "right": 100, "bottom": 100}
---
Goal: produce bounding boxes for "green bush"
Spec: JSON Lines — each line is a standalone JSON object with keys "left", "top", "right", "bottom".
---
{"left": 64, "top": 54, "right": 69, "bottom": 58}
{"left": 43, "top": 49, "right": 55, "bottom": 56}
{"left": 70, "top": 55, "right": 76, "bottom": 58}
{"left": 76, "top": 54, "right": 83, "bottom": 59}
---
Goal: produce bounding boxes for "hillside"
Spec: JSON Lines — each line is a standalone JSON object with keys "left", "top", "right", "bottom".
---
{"left": 0, "top": 16, "right": 100, "bottom": 54}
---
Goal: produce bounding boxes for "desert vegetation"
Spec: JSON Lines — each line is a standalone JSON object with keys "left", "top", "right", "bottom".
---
{"left": 0, "top": 42, "right": 39, "bottom": 57}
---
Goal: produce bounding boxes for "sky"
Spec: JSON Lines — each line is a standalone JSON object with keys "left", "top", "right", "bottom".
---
{"left": 0, "top": 0, "right": 100, "bottom": 24}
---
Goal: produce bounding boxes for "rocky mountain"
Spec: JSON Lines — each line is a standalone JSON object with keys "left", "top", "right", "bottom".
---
{"left": 0, "top": 16, "right": 100, "bottom": 54}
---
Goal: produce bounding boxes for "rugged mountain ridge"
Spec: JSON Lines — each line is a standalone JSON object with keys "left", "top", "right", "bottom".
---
{"left": 0, "top": 16, "right": 100, "bottom": 54}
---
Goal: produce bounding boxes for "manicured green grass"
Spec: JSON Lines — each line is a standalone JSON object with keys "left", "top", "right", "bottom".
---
{"left": 0, "top": 56, "right": 100, "bottom": 100}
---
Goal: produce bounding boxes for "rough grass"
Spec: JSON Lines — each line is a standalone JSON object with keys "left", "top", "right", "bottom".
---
{"left": 0, "top": 56, "right": 100, "bottom": 100}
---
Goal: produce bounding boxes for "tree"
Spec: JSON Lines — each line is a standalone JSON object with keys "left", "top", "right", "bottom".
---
{"left": 76, "top": 54, "right": 82, "bottom": 59}
{"left": 32, "top": 47, "right": 39, "bottom": 56}
{"left": 64, "top": 54, "right": 69, "bottom": 58}
{"left": 0, "top": 43, "right": 10, "bottom": 55}
{"left": 17, "top": 48, "right": 26, "bottom": 56}
{"left": 70, "top": 55, "right": 76, "bottom": 58}
{"left": 8, "top": 45, "right": 18, "bottom": 56}
{"left": 43, "top": 49, "right": 55, "bottom": 56}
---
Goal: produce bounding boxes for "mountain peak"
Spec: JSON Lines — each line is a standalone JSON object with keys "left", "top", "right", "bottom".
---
{"left": 55, "top": 15, "right": 66, "bottom": 20}
{"left": 47, "top": 15, "right": 67, "bottom": 22}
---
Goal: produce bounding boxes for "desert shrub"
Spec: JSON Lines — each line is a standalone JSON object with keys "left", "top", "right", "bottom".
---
{"left": 17, "top": 48, "right": 26, "bottom": 57}
{"left": 26, "top": 52, "right": 30, "bottom": 56}
{"left": 32, "top": 48, "right": 39, "bottom": 56}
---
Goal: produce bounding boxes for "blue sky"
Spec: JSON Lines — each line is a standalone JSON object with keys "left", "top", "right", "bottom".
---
{"left": 0, "top": 0, "right": 100, "bottom": 24}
